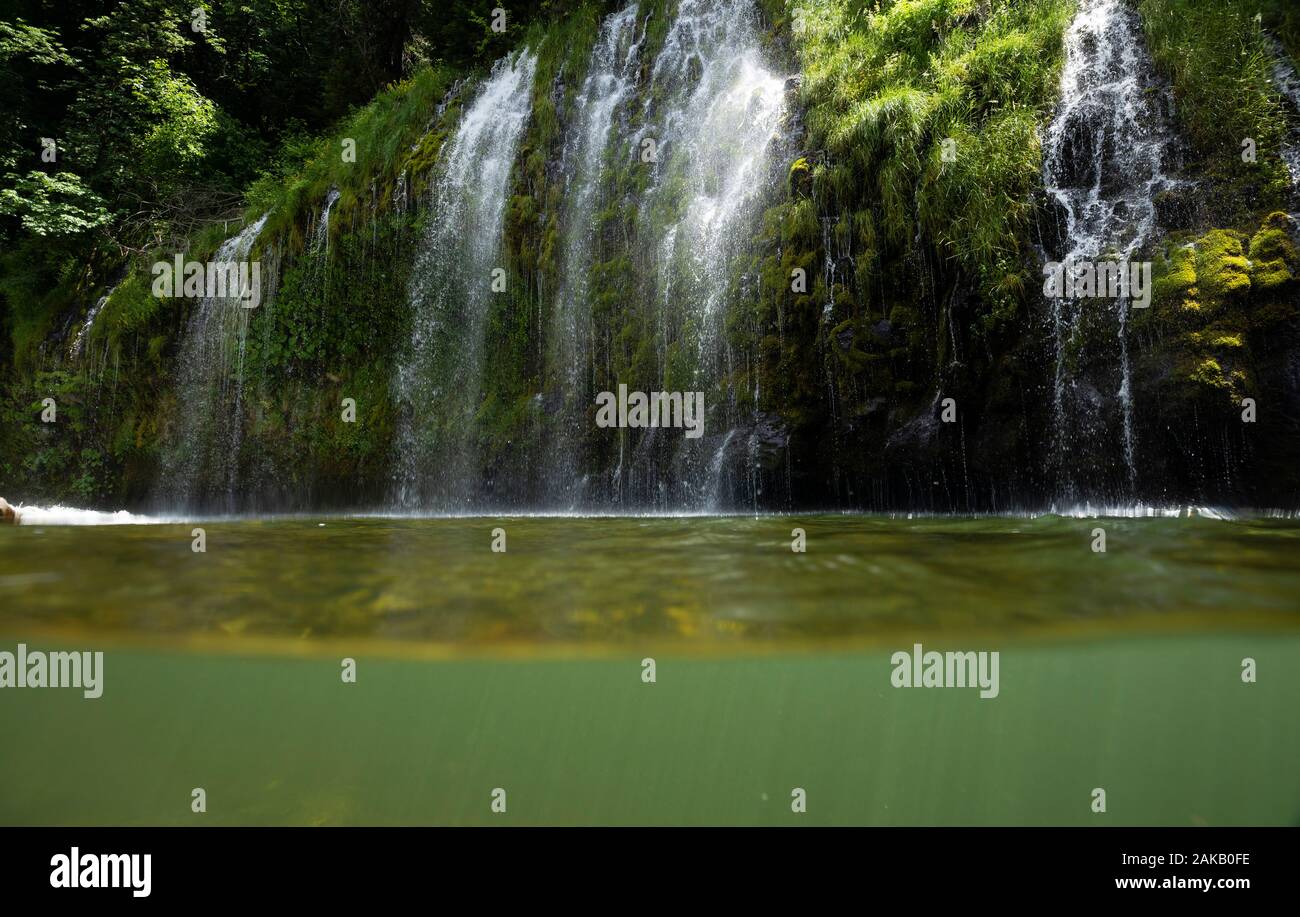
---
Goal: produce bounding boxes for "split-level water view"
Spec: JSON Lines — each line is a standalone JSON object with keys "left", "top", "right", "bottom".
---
{"left": 2, "top": 0, "right": 1300, "bottom": 825}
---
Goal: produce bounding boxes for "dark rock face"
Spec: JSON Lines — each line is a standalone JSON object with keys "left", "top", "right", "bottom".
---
{"left": 703, "top": 412, "right": 793, "bottom": 508}
{"left": 1034, "top": 190, "right": 1070, "bottom": 263}
{"left": 1154, "top": 185, "right": 1202, "bottom": 233}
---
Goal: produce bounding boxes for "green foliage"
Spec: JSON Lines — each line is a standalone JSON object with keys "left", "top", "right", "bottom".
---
{"left": 793, "top": 0, "right": 1073, "bottom": 311}
{"left": 250, "top": 64, "right": 457, "bottom": 252}
{"left": 0, "top": 369, "right": 115, "bottom": 503}
{"left": 0, "top": 19, "right": 77, "bottom": 172}
{"left": 1138, "top": 0, "right": 1293, "bottom": 218}
{"left": 0, "top": 170, "right": 109, "bottom": 236}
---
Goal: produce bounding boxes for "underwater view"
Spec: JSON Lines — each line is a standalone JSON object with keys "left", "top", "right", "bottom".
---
{"left": 1, "top": 511, "right": 1297, "bottom": 827}
{"left": 2, "top": 0, "right": 1300, "bottom": 869}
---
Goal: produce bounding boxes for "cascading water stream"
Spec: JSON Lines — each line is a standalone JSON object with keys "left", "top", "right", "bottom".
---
{"left": 70, "top": 288, "right": 114, "bottom": 360}
{"left": 634, "top": 0, "right": 787, "bottom": 509}
{"left": 154, "top": 213, "right": 269, "bottom": 511}
{"left": 392, "top": 50, "right": 537, "bottom": 510}
{"left": 312, "top": 187, "right": 341, "bottom": 253}
{"left": 1268, "top": 37, "right": 1300, "bottom": 189}
{"left": 1041, "top": 0, "right": 1176, "bottom": 504}
{"left": 544, "top": 5, "right": 642, "bottom": 506}
{"left": 377, "top": 2, "right": 790, "bottom": 513}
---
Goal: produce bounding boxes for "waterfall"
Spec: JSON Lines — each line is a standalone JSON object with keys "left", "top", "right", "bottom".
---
{"left": 155, "top": 213, "right": 269, "bottom": 511}
{"left": 634, "top": 0, "right": 788, "bottom": 509}
{"left": 1268, "top": 37, "right": 1300, "bottom": 188}
{"left": 392, "top": 50, "right": 537, "bottom": 510}
{"left": 383, "top": 2, "right": 789, "bottom": 513}
{"left": 395, "top": 0, "right": 788, "bottom": 513}
{"left": 544, "top": 5, "right": 642, "bottom": 506}
{"left": 311, "top": 187, "right": 341, "bottom": 253}
{"left": 1041, "top": 0, "right": 1175, "bottom": 503}
{"left": 70, "top": 289, "right": 113, "bottom": 360}
{"left": 706, "top": 427, "right": 738, "bottom": 506}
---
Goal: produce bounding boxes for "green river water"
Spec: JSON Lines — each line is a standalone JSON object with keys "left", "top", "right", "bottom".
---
{"left": 0, "top": 513, "right": 1297, "bottom": 825}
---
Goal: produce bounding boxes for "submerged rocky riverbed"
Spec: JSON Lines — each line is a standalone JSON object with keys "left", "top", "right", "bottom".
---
{"left": 2, "top": 513, "right": 1297, "bottom": 648}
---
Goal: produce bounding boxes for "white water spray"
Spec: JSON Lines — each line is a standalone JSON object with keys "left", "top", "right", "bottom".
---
{"left": 155, "top": 214, "right": 269, "bottom": 511}
{"left": 1042, "top": 0, "right": 1175, "bottom": 501}
{"left": 393, "top": 50, "right": 537, "bottom": 510}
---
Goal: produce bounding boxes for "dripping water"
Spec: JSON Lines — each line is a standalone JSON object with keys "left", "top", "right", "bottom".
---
{"left": 154, "top": 213, "right": 269, "bottom": 511}
{"left": 544, "top": 5, "right": 642, "bottom": 507}
{"left": 392, "top": 50, "right": 538, "bottom": 510}
{"left": 1041, "top": 0, "right": 1176, "bottom": 503}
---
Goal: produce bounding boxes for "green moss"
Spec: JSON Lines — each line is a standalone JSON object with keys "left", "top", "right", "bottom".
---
{"left": 1247, "top": 217, "right": 1299, "bottom": 291}
{"left": 788, "top": 157, "right": 812, "bottom": 198}
{"left": 1151, "top": 214, "right": 1298, "bottom": 322}
{"left": 1251, "top": 258, "right": 1296, "bottom": 292}
{"left": 1195, "top": 230, "right": 1251, "bottom": 302}
{"left": 1151, "top": 242, "right": 1200, "bottom": 312}
{"left": 829, "top": 319, "right": 870, "bottom": 371}
{"left": 1188, "top": 357, "right": 1233, "bottom": 392}
{"left": 1149, "top": 210, "right": 1300, "bottom": 411}
{"left": 1248, "top": 224, "right": 1297, "bottom": 264}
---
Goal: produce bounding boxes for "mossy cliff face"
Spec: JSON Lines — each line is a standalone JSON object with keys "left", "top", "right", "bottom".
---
{"left": 722, "top": 0, "right": 1077, "bottom": 509}
{"left": 1, "top": 65, "right": 461, "bottom": 510}
{"left": 3, "top": 0, "right": 1300, "bottom": 511}
{"left": 1130, "top": 214, "right": 1300, "bottom": 504}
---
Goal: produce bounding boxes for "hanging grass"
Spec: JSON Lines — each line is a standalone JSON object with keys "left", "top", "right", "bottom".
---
{"left": 1138, "top": 0, "right": 1294, "bottom": 217}
{"left": 791, "top": 0, "right": 1074, "bottom": 313}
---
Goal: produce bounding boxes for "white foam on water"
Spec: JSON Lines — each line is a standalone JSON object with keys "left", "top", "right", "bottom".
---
{"left": 1044, "top": 503, "right": 1237, "bottom": 520}
{"left": 11, "top": 504, "right": 165, "bottom": 526}
{"left": 0, "top": 504, "right": 1267, "bottom": 524}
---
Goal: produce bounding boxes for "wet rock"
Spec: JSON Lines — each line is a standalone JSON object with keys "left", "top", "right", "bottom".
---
{"left": 747, "top": 412, "right": 790, "bottom": 472}
{"left": 1034, "top": 190, "right": 1070, "bottom": 262}
{"left": 1154, "top": 184, "right": 1201, "bottom": 231}
{"left": 886, "top": 401, "right": 942, "bottom": 454}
